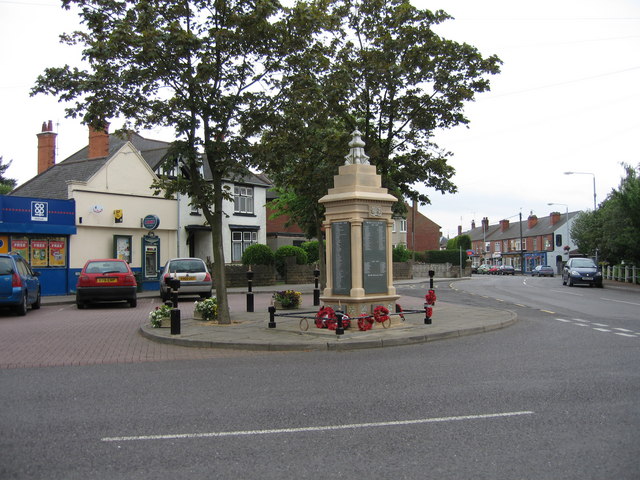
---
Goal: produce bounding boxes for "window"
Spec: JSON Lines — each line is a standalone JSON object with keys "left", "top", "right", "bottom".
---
{"left": 232, "top": 230, "right": 257, "bottom": 262}
{"left": 494, "top": 241, "right": 501, "bottom": 252}
{"left": 522, "top": 239, "right": 527, "bottom": 250}
{"left": 399, "top": 219, "right": 407, "bottom": 232}
{"left": 555, "top": 234, "right": 562, "bottom": 247}
{"left": 234, "top": 186, "right": 254, "bottom": 214}
{"left": 544, "top": 237, "right": 551, "bottom": 249}
{"left": 533, "top": 238, "right": 538, "bottom": 250}
{"left": 392, "top": 221, "right": 397, "bottom": 233}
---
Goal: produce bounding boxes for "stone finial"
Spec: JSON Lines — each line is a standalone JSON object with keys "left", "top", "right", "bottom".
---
{"left": 344, "top": 130, "right": 370, "bottom": 165}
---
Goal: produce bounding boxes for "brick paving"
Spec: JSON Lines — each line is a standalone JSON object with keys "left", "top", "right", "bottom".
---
{"left": 0, "top": 295, "right": 269, "bottom": 369}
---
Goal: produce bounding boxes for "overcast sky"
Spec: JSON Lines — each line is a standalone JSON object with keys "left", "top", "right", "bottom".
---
{"left": 1, "top": 0, "right": 639, "bottom": 238}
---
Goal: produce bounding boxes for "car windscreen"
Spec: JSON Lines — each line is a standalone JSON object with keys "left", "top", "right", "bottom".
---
{"left": 86, "top": 261, "right": 129, "bottom": 274}
{"left": 169, "top": 260, "right": 205, "bottom": 273}
{"left": 0, "top": 258, "right": 14, "bottom": 275}
{"left": 572, "top": 259, "right": 596, "bottom": 268}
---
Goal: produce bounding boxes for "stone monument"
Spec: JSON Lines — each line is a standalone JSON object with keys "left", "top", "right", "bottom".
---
{"left": 319, "top": 130, "right": 400, "bottom": 317}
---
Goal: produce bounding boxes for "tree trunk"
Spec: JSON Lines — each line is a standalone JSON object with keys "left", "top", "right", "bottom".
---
{"left": 208, "top": 173, "right": 231, "bottom": 324}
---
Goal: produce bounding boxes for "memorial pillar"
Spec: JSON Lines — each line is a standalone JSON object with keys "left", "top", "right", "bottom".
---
{"left": 319, "top": 130, "right": 399, "bottom": 317}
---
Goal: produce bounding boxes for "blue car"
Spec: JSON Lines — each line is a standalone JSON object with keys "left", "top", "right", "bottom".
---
{"left": 0, "top": 252, "right": 41, "bottom": 315}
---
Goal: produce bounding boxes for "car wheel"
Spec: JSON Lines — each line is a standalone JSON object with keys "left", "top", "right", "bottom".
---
{"left": 569, "top": 278, "right": 574, "bottom": 287}
{"left": 562, "top": 277, "right": 567, "bottom": 285}
{"left": 32, "top": 289, "right": 41, "bottom": 310}
{"left": 15, "top": 293, "right": 28, "bottom": 316}
{"left": 129, "top": 298, "right": 137, "bottom": 308}
{"left": 597, "top": 283, "right": 604, "bottom": 288}
{"left": 76, "top": 302, "right": 85, "bottom": 309}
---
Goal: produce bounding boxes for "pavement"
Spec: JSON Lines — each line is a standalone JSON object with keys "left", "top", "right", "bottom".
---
{"left": 40, "top": 276, "right": 638, "bottom": 352}
{"left": 41, "top": 277, "right": 516, "bottom": 351}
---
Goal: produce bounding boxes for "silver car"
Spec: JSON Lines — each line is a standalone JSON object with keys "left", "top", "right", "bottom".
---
{"left": 159, "top": 258, "right": 212, "bottom": 300}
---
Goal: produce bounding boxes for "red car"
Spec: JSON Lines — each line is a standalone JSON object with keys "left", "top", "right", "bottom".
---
{"left": 76, "top": 258, "right": 137, "bottom": 309}
{"left": 488, "top": 265, "right": 501, "bottom": 275}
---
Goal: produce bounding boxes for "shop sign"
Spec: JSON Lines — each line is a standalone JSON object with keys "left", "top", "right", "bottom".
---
{"left": 142, "top": 214, "right": 160, "bottom": 230}
{"left": 31, "top": 201, "right": 49, "bottom": 222}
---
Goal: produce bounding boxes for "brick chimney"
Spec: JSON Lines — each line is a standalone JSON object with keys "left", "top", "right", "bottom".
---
{"left": 528, "top": 215, "right": 538, "bottom": 229}
{"left": 550, "top": 212, "right": 561, "bottom": 225}
{"left": 457, "top": 225, "right": 462, "bottom": 236}
{"left": 88, "top": 123, "right": 110, "bottom": 159}
{"left": 471, "top": 220, "right": 476, "bottom": 230}
{"left": 500, "top": 219, "right": 510, "bottom": 231}
{"left": 36, "top": 120, "right": 57, "bottom": 174}
{"left": 482, "top": 217, "right": 489, "bottom": 231}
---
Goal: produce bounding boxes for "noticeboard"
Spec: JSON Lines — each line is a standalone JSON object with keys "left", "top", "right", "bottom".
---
{"left": 331, "top": 221, "right": 351, "bottom": 295}
{"left": 363, "top": 220, "right": 387, "bottom": 293}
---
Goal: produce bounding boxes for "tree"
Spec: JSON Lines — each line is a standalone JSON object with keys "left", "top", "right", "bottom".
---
{"left": 571, "top": 164, "right": 640, "bottom": 265}
{"left": 254, "top": 0, "right": 500, "bottom": 279}
{"left": 0, "top": 157, "right": 17, "bottom": 194}
{"left": 32, "top": 0, "right": 325, "bottom": 323}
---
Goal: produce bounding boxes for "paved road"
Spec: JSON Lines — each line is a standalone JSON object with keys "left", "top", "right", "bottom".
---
{"left": 1, "top": 279, "right": 638, "bottom": 479}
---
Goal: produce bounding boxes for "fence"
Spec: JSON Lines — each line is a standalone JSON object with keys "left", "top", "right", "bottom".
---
{"left": 604, "top": 264, "right": 639, "bottom": 285}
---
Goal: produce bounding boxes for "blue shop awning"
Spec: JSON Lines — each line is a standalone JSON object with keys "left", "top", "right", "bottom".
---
{"left": 0, "top": 222, "right": 77, "bottom": 235}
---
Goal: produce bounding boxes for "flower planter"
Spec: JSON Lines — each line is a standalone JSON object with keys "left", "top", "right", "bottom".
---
{"left": 159, "top": 316, "right": 171, "bottom": 328}
{"left": 274, "top": 300, "right": 298, "bottom": 310}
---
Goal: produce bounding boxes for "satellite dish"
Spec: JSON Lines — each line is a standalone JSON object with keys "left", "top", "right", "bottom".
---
{"left": 91, "top": 205, "right": 104, "bottom": 213}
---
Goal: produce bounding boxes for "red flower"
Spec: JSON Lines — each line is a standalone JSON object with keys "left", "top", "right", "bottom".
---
{"left": 425, "top": 290, "right": 437, "bottom": 305}
{"left": 373, "top": 305, "right": 390, "bottom": 323}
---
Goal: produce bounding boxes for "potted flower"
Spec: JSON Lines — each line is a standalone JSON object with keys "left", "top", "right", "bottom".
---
{"left": 194, "top": 297, "right": 218, "bottom": 321}
{"left": 149, "top": 304, "right": 172, "bottom": 328}
{"left": 273, "top": 290, "right": 301, "bottom": 309}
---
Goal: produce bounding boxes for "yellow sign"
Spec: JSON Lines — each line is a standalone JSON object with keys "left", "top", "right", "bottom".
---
{"left": 114, "top": 209, "right": 123, "bottom": 223}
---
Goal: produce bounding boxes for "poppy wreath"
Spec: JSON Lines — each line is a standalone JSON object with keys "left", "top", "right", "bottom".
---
{"left": 425, "top": 289, "right": 437, "bottom": 305}
{"left": 315, "top": 306, "right": 335, "bottom": 329}
{"left": 373, "top": 305, "right": 390, "bottom": 323}
{"left": 357, "top": 315, "right": 374, "bottom": 331}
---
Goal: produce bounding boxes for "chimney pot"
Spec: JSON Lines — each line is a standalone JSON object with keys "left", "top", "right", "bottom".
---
{"left": 36, "top": 120, "right": 57, "bottom": 174}
{"left": 88, "top": 123, "right": 110, "bottom": 159}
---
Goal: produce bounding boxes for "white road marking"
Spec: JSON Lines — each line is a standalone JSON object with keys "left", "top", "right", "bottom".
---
{"left": 593, "top": 328, "right": 612, "bottom": 332}
{"left": 615, "top": 333, "right": 637, "bottom": 338}
{"left": 614, "top": 328, "right": 633, "bottom": 332}
{"left": 600, "top": 297, "right": 640, "bottom": 306}
{"left": 101, "top": 411, "right": 535, "bottom": 443}
{"left": 555, "top": 318, "right": 572, "bottom": 323}
{"left": 592, "top": 323, "right": 609, "bottom": 327}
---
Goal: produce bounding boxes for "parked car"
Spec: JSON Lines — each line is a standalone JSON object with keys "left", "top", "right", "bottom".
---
{"left": 477, "top": 264, "right": 491, "bottom": 274}
{"left": 0, "top": 252, "right": 41, "bottom": 316}
{"left": 76, "top": 259, "right": 137, "bottom": 308}
{"left": 562, "top": 258, "right": 603, "bottom": 287}
{"left": 532, "top": 265, "right": 555, "bottom": 277}
{"left": 499, "top": 265, "right": 515, "bottom": 275}
{"left": 488, "top": 265, "right": 501, "bottom": 275}
{"left": 160, "top": 257, "right": 212, "bottom": 301}
{"left": 471, "top": 264, "right": 479, "bottom": 274}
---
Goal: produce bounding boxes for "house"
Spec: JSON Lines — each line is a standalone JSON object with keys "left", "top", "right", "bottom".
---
{"left": 462, "top": 211, "right": 580, "bottom": 273}
{"left": 9, "top": 121, "right": 268, "bottom": 293}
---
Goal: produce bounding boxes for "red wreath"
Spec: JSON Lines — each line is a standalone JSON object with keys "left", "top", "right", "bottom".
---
{"left": 425, "top": 289, "right": 437, "bottom": 305}
{"left": 357, "top": 315, "right": 374, "bottom": 331}
{"left": 426, "top": 306, "right": 433, "bottom": 318}
{"left": 373, "top": 305, "right": 390, "bottom": 323}
{"left": 315, "top": 306, "right": 335, "bottom": 329}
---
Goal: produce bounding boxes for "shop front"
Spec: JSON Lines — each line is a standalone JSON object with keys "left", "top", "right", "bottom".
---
{"left": 0, "top": 196, "right": 76, "bottom": 295}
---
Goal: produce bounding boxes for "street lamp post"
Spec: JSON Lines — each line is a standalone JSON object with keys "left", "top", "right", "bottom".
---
{"left": 564, "top": 171, "right": 596, "bottom": 210}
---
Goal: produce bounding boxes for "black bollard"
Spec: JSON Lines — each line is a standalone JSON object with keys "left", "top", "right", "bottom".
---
{"left": 424, "top": 302, "right": 432, "bottom": 325}
{"left": 246, "top": 269, "right": 254, "bottom": 313}
{"left": 429, "top": 270, "right": 435, "bottom": 290}
{"left": 313, "top": 267, "right": 320, "bottom": 306}
{"left": 335, "top": 309, "right": 344, "bottom": 335}
{"left": 268, "top": 305, "right": 276, "bottom": 328}
{"left": 170, "top": 308, "right": 181, "bottom": 335}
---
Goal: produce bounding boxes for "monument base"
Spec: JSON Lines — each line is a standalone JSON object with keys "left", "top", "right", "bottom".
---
{"left": 319, "top": 293, "right": 400, "bottom": 319}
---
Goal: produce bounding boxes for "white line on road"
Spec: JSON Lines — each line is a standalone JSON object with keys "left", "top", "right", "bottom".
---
{"left": 593, "top": 328, "right": 612, "bottom": 332}
{"left": 614, "top": 328, "right": 634, "bottom": 332}
{"left": 555, "top": 318, "right": 573, "bottom": 323}
{"left": 600, "top": 297, "right": 640, "bottom": 306}
{"left": 615, "top": 333, "right": 637, "bottom": 338}
{"left": 101, "top": 411, "right": 535, "bottom": 443}
{"left": 592, "top": 323, "right": 610, "bottom": 327}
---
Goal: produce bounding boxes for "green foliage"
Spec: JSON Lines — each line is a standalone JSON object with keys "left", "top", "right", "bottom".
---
{"left": 413, "top": 251, "right": 428, "bottom": 263}
{"left": 571, "top": 164, "right": 640, "bottom": 264}
{"left": 424, "top": 250, "right": 462, "bottom": 266}
{"left": 0, "top": 157, "right": 17, "bottom": 194}
{"left": 241, "top": 244, "right": 274, "bottom": 266}
{"left": 446, "top": 234, "right": 471, "bottom": 251}
{"left": 274, "top": 245, "right": 308, "bottom": 276}
{"left": 301, "top": 240, "right": 323, "bottom": 264}
{"left": 393, "top": 245, "right": 412, "bottom": 262}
